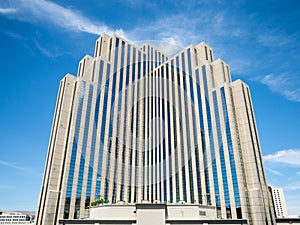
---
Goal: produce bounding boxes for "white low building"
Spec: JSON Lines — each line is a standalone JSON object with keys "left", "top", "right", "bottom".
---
{"left": 0, "top": 211, "right": 33, "bottom": 225}
{"left": 59, "top": 203, "right": 248, "bottom": 225}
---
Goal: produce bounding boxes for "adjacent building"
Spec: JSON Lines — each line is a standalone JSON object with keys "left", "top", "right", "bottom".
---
{"left": 0, "top": 210, "right": 33, "bottom": 224}
{"left": 35, "top": 34, "right": 275, "bottom": 225}
{"left": 270, "top": 187, "right": 288, "bottom": 218}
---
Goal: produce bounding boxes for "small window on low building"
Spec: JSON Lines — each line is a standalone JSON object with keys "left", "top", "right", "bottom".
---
{"left": 199, "top": 211, "right": 206, "bottom": 216}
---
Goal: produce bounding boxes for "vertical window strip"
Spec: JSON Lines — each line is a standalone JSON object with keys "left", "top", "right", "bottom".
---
{"left": 108, "top": 38, "right": 112, "bottom": 61}
{"left": 171, "top": 60, "right": 180, "bottom": 202}
{"left": 132, "top": 48, "right": 136, "bottom": 82}
{"left": 64, "top": 81, "right": 86, "bottom": 217}
{"left": 143, "top": 53, "right": 146, "bottom": 76}
{"left": 99, "top": 38, "right": 103, "bottom": 56}
{"left": 76, "top": 85, "right": 94, "bottom": 210}
{"left": 213, "top": 91, "right": 230, "bottom": 209}
{"left": 95, "top": 40, "right": 99, "bottom": 57}
{"left": 94, "top": 61, "right": 104, "bottom": 199}
{"left": 194, "top": 48, "right": 198, "bottom": 66}
{"left": 221, "top": 62, "right": 226, "bottom": 82}
{"left": 108, "top": 38, "right": 119, "bottom": 139}
{"left": 91, "top": 61, "right": 96, "bottom": 82}
{"left": 221, "top": 87, "right": 240, "bottom": 207}
{"left": 118, "top": 41, "right": 125, "bottom": 112}
{"left": 82, "top": 59, "right": 86, "bottom": 76}
{"left": 126, "top": 45, "right": 131, "bottom": 86}
{"left": 134, "top": 64, "right": 141, "bottom": 202}
{"left": 188, "top": 49, "right": 199, "bottom": 203}
{"left": 211, "top": 66, "right": 215, "bottom": 88}
{"left": 121, "top": 70, "right": 130, "bottom": 200}
{"left": 195, "top": 69, "right": 210, "bottom": 204}
{"left": 204, "top": 46, "right": 208, "bottom": 61}
{"left": 151, "top": 47, "right": 154, "bottom": 72}
{"left": 176, "top": 58, "right": 187, "bottom": 202}
{"left": 104, "top": 38, "right": 120, "bottom": 201}
{"left": 227, "top": 66, "right": 231, "bottom": 82}
{"left": 188, "top": 50, "right": 195, "bottom": 103}
{"left": 97, "top": 60, "right": 104, "bottom": 89}
{"left": 203, "top": 65, "right": 220, "bottom": 204}
{"left": 97, "top": 64, "right": 111, "bottom": 201}
{"left": 182, "top": 50, "right": 194, "bottom": 203}
{"left": 113, "top": 40, "right": 126, "bottom": 202}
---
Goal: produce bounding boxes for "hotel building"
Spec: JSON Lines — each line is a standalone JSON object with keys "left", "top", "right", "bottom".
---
{"left": 35, "top": 34, "right": 275, "bottom": 225}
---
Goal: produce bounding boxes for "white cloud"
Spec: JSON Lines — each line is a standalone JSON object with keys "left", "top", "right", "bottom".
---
{"left": 0, "top": 184, "right": 12, "bottom": 190}
{"left": 0, "top": 7, "right": 17, "bottom": 14}
{"left": 263, "top": 149, "right": 300, "bottom": 166}
{"left": 0, "top": 160, "right": 42, "bottom": 176}
{"left": 256, "top": 32, "right": 296, "bottom": 48}
{"left": 261, "top": 74, "right": 287, "bottom": 88}
{"left": 283, "top": 183, "right": 300, "bottom": 191}
{"left": 283, "top": 89, "right": 300, "bottom": 102}
{"left": 1, "top": 0, "right": 300, "bottom": 102}
{"left": 261, "top": 74, "right": 300, "bottom": 102}
{"left": 0, "top": 160, "right": 27, "bottom": 171}
{"left": 33, "top": 40, "right": 69, "bottom": 58}
{"left": 284, "top": 194, "right": 300, "bottom": 216}
{"left": 265, "top": 167, "right": 283, "bottom": 176}
{"left": 0, "top": 0, "right": 125, "bottom": 36}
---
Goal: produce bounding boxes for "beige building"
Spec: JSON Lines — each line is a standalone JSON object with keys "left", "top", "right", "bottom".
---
{"left": 35, "top": 34, "right": 275, "bottom": 225}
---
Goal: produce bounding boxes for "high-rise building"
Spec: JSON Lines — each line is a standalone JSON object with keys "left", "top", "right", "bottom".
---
{"left": 35, "top": 34, "right": 275, "bottom": 225}
{"left": 270, "top": 187, "right": 288, "bottom": 218}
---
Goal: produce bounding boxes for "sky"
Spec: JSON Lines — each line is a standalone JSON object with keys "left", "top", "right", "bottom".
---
{"left": 0, "top": 0, "right": 299, "bottom": 215}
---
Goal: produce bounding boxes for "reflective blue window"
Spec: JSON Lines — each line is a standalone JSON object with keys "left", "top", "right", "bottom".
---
{"left": 221, "top": 87, "right": 240, "bottom": 207}
{"left": 132, "top": 48, "right": 136, "bottom": 82}
{"left": 64, "top": 81, "right": 86, "bottom": 217}
{"left": 213, "top": 91, "right": 230, "bottom": 207}
{"left": 138, "top": 51, "right": 141, "bottom": 79}
{"left": 202, "top": 65, "right": 220, "bottom": 206}
{"left": 97, "top": 60, "right": 104, "bottom": 89}
{"left": 66, "top": 81, "right": 86, "bottom": 198}
{"left": 76, "top": 85, "right": 93, "bottom": 200}
{"left": 96, "top": 63, "right": 111, "bottom": 199}
{"left": 195, "top": 69, "right": 209, "bottom": 204}
{"left": 187, "top": 49, "right": 195, "bottom": 103}
{"left": 118, "top": 42, "right": 125, "bottom": 112}
{"left": 143, "top": 53, "right": 146, "bottom": 76}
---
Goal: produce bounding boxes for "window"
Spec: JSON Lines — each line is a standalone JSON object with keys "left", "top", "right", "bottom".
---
{"left": 199, "top": 211, "right": 206, "bottom": 216}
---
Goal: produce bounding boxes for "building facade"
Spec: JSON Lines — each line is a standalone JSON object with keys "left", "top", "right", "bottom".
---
{"left": 35, "top": 34, "right": 275, "bottom": 225}
{"left": 270, "top": 187, "right": 288, "bottom": 218}
{"left": 0, "top": 211, "right": 33, "bottom": 224}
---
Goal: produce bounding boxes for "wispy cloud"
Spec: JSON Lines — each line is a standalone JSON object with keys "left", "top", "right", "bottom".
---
{"left": 283, "top": 182, "right": 300, "bottom": 191}
{"left": 0, "top": 7, "right": 17, "bottom": 14}
{"left": 0, "top": 0, "right": 125, "bottom": 36}
{"left": 0, "top": 160, "right": 42, "bottom": 176}
{"left": 1, "top": 0, "right": 300, "bottom": 102}
{"left": 2, "top": 31, "right": 24, "bottom": 40}
{"left": 0, "top": 184, "right": 12, "bottom": 190}
{"left": 265, "top": 167, "right": 283, "bottom": 176}
{"left": 263, "top": 149, "right": 300, "bottom": 166}
{"left": 33, "top": 40, "right": 69, "bottom": 58}
{"left": 282, "top": 89, "right": 300, "bottom": 102}
{"left": 261, "top": 74, "right": 300, "bottom": 102}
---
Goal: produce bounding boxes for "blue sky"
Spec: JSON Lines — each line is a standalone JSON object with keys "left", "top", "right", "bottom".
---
{"left": 0, "top": 0, "right": 299, "bottom": 215}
